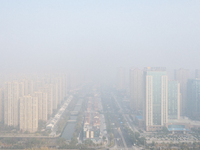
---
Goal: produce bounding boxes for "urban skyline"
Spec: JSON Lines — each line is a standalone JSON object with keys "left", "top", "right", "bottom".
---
{"left": 1, "top": 0, "right": 200, "bottom": 149}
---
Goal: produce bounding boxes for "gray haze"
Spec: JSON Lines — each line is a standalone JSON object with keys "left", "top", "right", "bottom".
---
{"left": 1, "top": 0, "right": 200, "bottom": 79}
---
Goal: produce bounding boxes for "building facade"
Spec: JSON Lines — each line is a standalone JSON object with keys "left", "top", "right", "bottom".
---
{"left": 19, "top": 95, "right": 38, "bottom": 132}
{"left": 4, "top": 81, "right": 23, "bottom": 127}
{"left": 144, "top": 67, "right": 168, "bottom": 131}
{"left": 168, "top": 81, "right": 180, "bottom": 119}
{"left": 174, "top": 68, "right": 189, "bottom": 116}
{"left": 43, "top": 85, "right": 53, "bottom": 116}
{"left": 34, "top": 92, "right": 47, "bottom": 121}
{"left": 187, "top": 79, "right": 200, "bottom": 119}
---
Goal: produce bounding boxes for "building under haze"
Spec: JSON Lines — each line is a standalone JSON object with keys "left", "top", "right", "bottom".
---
{"left": 174, "top": 68, "right": 189, "bottom": 116}
{"left": 35, "top": 92, "right": 47, "bottom": 121}
{"left": 144, "top": 67, "right": 168, "bottom": 131}
{"left": 117, "top": 67, "right": 126, "bottom": 90}
{"left": 23, "top": 79, "right": 34, "bottom": 96}
{"left": 42, "top": 85, "right": 53, "bottom": 116}
{"left": 130, "top": 68, "right": 144, "bottom": 112}
{"left": 52, "top": 82, "right": 58, "bottom": 110}
{"left": 19, "top": 95, "right": 38, "bottom": 133}
{"left": 168, "top": 81, "right": 180, "bottom": 119}
{"left": 4, "top": 81, "right": 24, "bottom": 127}
{"left": 187, "top": 79, "right": 200, "bottom": 119}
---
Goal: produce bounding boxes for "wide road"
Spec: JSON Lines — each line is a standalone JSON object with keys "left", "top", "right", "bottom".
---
{"left": 112, "top": 93, "right": 140, "bottom": 150}
{"left": 112, "top": 93, "right": 138, "bottom": 133}
{"left": 102, "top": 90, "right": 141, "bottom": 149}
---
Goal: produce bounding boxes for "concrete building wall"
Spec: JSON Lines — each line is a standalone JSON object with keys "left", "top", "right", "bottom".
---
{"left": 4, "top": 82, "right": 19, "bottom": 127}
{"left": 24, "top": 80, "right": 34, "bottom": 96}
{"left": 41, "top": 85, "right": 53, "bottom": 116}
{"left": 35, "top": 92, "right": 47, "bottom": 121}
{"left": 52, "top": 82, "right": 58, "bottom": 110}
{"left": 20, "top": 95, "right": 38, "bottom": 133}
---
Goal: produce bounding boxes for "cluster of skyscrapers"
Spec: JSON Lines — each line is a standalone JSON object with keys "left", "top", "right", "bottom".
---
{"left": 0, "top": 73, "right": 81, "bottom": 133}
{"left": 118, "top": 67, "right": 200, "bottom": 131}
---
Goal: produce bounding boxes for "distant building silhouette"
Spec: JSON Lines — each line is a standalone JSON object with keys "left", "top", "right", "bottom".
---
{"left": 130, "top": 68, "right": 144, "bottom": 112}
{"left": 34, "top": 92, "right": 47, "bottom": 121}
{"left": 168, "top": 80, "right": 180, "bottom": 119}
{"left": 174, "top": 68, "right": 189, "bottom": 116}
{"left": 20, "top": 95, "right": 38, "bottom": 132}
{"left": 4, "top": 81, "right": 23, "bottom": 127}
{"left": 187, "top": 79, "right": 200, "bottom": 119}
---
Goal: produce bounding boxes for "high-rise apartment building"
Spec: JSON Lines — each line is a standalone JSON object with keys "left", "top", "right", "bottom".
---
{"left": 19, "top": 95, "right": 38, "bottom": 133}
{"left": 56, "top": 77, "right": 62, "bottom": 105}
{"left": 62, "top": 74, "right": 69, "bottom": 99}
{"left": 49, "top": 76, "right": 60, "bottom": 110}
{"left": 130, "top": 68, "right": 144, "bottom": 112}
{"left": 52, "top": 82, "right": 58, "bottom": 110}
{"left": 4, "top": 81, "right": 23, "bottom": 127}
{"left": 34, "top": 92, "right": 47, "bottom": 121}
{"left": 60, "top": 75, "right": 66, "bottom": 100}
{"left": 19, "top": 82, "right": 24, "bottom": 97}
{"left": 42, "top": 85, "right": 53, "bottom": 116}
{"left": 168, "top": 81, "right": 180, "bottom": 119}
{"left": 187, "top": 79, "right": 200, "bottom": 119}
{"left": 23, "top": 79, "right": 34, "bottom": 96}
{"left": 174, "top": 68, "right": 189, "bottom": 116}
{"left": 144, "top": 67, "right": 168, "bottom": 131}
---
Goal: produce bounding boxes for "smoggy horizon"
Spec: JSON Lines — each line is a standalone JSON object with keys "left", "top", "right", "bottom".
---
{"left": 1, "top": 1, "right": 200, "bottom": 80}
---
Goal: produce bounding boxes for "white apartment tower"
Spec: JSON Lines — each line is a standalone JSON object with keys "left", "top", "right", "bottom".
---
{"left": 145, "top": 67, "right": 168, "bottom": 131}
{"left": 19, "top": 95, "right": 38, "bottom": 132}
{"left": 52, "top": 82, "right": 58, "bottom": 110}
{"left": 42, "top": 85, "right": 53, "bottom": 116}
{"left": 34, "top": 92, "right": 47, "bottom": 121}
{"left": 4, "top": 81, "right": 23, "bottom": 127}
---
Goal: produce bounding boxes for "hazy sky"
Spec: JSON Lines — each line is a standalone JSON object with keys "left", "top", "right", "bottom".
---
{"left": 1, "top": 0, "right": 200, "bottom": 75}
